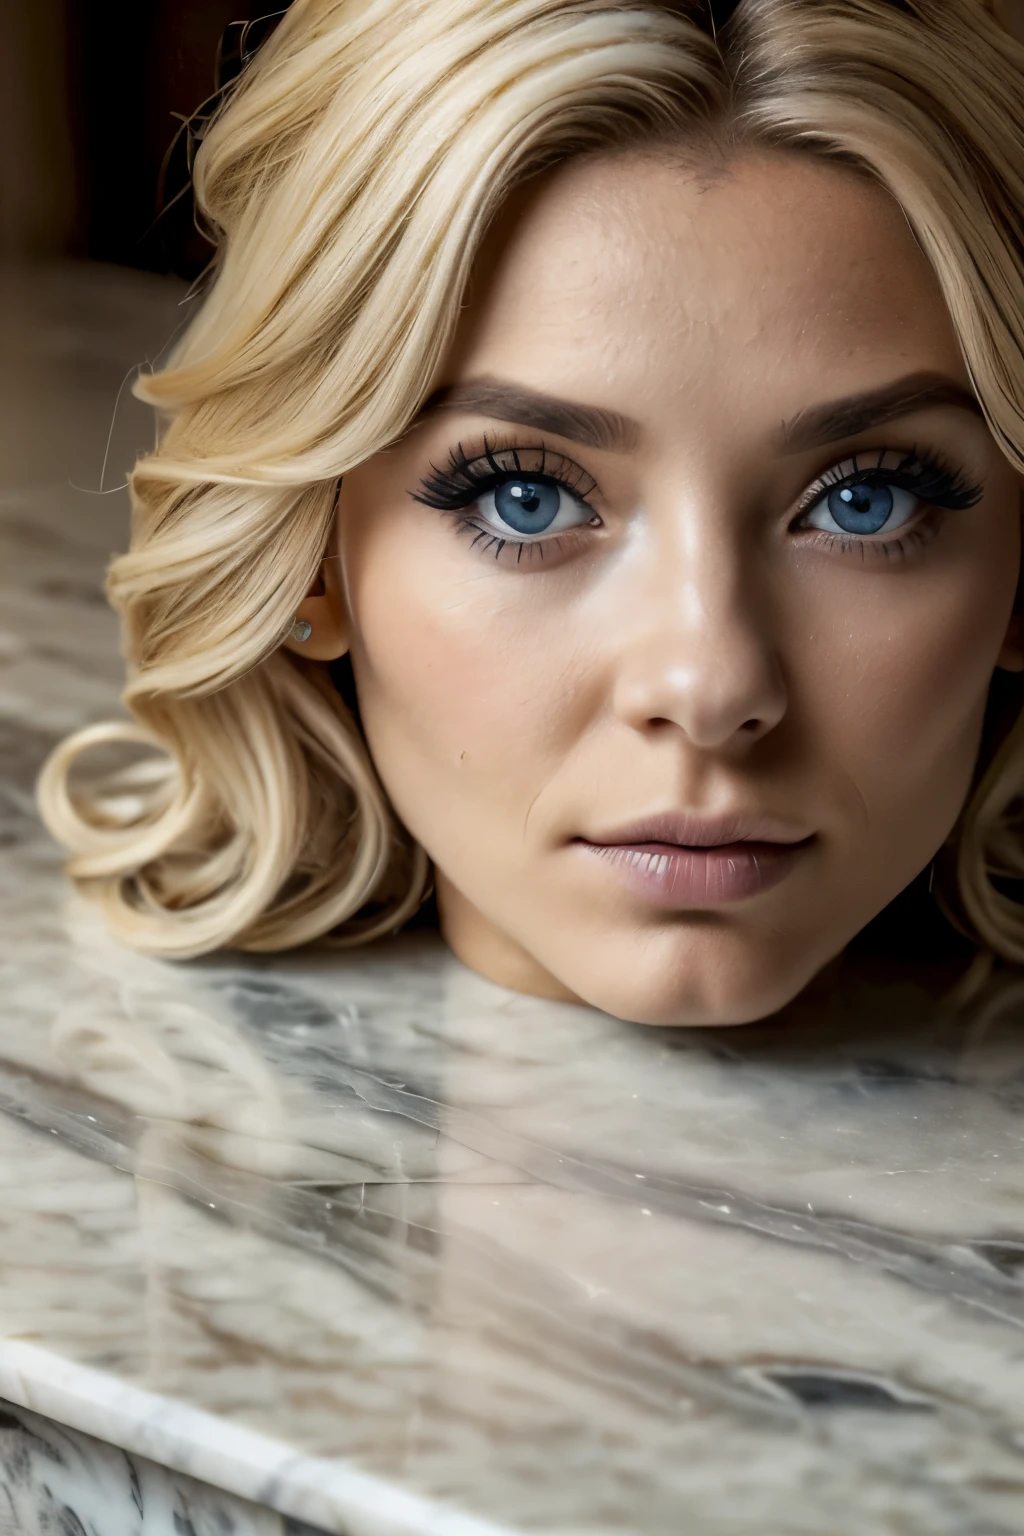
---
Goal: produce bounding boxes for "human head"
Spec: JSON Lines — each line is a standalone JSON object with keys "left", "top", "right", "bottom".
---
{"left": 39, "top": 0, "right": 1024, "bottom": 1024}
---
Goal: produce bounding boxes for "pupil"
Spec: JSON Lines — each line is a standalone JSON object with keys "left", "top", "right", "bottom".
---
{"left": 495, "top": 478, "right": 560, "bottom": 534}
{"left": 828, "top": 479, "right": 893, "bottom": 535}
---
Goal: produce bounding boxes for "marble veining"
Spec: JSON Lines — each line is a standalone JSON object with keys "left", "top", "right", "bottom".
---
{"left": 5, "top": 264, "right": 1024, "bottom": 1534}
{"left": 0, "top": 1395, "right": 327, "bottom": 1536}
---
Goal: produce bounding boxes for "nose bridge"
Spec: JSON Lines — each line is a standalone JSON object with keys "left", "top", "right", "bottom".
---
{"left": 612, "top": 503, "right": 786, "bottom": 749}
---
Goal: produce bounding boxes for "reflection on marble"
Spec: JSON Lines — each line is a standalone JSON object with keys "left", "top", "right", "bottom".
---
{"left": 6, "top": 264, "right": 1024, "bottom": 1535}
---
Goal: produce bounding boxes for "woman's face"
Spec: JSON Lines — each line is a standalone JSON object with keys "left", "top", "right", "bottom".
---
{"left": 327, "top": 149, "right": 1024, "bottom": 1025}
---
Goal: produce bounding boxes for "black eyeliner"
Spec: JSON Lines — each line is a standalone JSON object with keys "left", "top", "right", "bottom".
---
{"left": 799, "top": 446, "right": 984, "bottom": 521}
{"left": 411, "top": 434, "right": 598, "bottom": 512}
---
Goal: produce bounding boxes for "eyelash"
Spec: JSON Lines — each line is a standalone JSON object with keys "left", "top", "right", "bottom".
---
{"left": 791, "top": 446, "right": 984, "bottom": 561}
{"left": 411, "top": 438, "right": 598, "bottom": 563}
{"left": 411, "top": 440, "right": 983, "bottom": 565}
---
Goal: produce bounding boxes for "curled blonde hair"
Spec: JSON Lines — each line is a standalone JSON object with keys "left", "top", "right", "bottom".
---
{"left": 39, "top": 0, "right": 1024, "bottom": 960}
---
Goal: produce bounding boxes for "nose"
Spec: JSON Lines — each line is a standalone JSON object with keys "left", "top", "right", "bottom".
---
{"left": 610, "top": 543, "right": 787, "bottom": 752}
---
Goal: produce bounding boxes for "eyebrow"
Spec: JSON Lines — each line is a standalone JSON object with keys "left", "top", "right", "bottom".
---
{"left": 419, "top": 370, "right": 983, "bottom": 457}
{"left": 419, "top": 377, "right": 640, "bottom": 452}
{"left": 780, "top": 372, "right": 984, "bottom": 452}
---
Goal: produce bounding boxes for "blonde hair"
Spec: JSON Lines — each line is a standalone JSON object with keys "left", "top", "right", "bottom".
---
{"left": 38, "top": 0, "right": 1024, "bottom": 960}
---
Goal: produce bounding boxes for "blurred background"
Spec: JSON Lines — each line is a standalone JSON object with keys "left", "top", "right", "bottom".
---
{"left": 0, "top": 3, "right": 297, "bottom": 768}
{"left": 2, "top": 0, "right": 287, "bottom": 277}
{"left": 3, "top": 0, "right": 1023, "bottom": 277}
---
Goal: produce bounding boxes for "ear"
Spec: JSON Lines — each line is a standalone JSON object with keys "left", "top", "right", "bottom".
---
{"left": 282, "top": 551, "right": 351, "bottom": 661}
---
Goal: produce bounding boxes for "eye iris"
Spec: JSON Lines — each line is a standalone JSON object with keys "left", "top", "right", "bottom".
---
{"left": 494, "top": 479, "right": 560, "bottom": 535}
{"left": 827, "top": 480, "right": 894, "bottom": 535}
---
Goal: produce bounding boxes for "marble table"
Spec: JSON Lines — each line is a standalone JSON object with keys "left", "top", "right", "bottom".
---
{"left": 5, "top": 263, "right": 1024, "bottom": 1536}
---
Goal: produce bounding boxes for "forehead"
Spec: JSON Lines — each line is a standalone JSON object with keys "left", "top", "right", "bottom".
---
{"left": 448, "top": 148, "right": 967, "bottom": 420}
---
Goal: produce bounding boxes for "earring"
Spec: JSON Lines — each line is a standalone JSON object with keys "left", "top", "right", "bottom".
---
{"left": 290, "top": 617, "right": 312, "bottom": 643}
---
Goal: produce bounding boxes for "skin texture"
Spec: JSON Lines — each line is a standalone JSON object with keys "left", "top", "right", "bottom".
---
{"left": 290, "top": 149, "right": 1024, "bottom": 1026}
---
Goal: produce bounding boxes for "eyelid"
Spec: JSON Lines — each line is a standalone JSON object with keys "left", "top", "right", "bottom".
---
{"left": 793, "top": 450, "right": 899, "bottom": 518}
{"left": 473, "top": 439, "right": 599, "bottom": 499}
{"left": 412, "top": 435, "right": 600, "bottom": 512}
{"left": 792, "top": 446, "right": 984, "bottom": 524}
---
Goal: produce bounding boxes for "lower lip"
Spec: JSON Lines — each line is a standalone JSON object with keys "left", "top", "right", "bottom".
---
{"left": 578, "top": 839, "right": 813, "bottom": 908}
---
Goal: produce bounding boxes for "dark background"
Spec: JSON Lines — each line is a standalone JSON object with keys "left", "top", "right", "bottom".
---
{"left": 3, "top": 0, "right": 1024, "bottom": 279}
{"left": 2, "top": 0, "right": 285, "bottom": 279}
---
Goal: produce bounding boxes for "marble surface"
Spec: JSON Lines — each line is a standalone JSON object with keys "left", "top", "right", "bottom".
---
{"left": 0, "top": 1396, "right": 324, "bottom": 1536}
{"left": 6, "top": 263, "right": 1024, "bottom": 1535}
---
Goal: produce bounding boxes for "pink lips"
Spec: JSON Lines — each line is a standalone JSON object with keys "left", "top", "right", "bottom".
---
{"left": 576, "top": 812, "right": 814, "bottom": 909}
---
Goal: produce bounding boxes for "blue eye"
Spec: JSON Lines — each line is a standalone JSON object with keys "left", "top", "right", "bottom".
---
{"left": 493, "top": 478, "right": 561, "bottom": 534}
{"left": 479, "top": 475, "right": 591, "bottom": 539}
{"left": 412, "top": 441, "right": 602, "bottom": 555}
{"left": 828, "top": 481, "right": 892, "bottom": 534}
{"left": 805, "top": 476, "right": 919, "bottom": 538}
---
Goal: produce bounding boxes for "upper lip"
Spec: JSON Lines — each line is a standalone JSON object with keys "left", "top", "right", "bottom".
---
{"left": 578, "top": 811, "right": 815, "bottom": 849}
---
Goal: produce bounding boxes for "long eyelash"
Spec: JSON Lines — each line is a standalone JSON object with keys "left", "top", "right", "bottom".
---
{"left": 807, "top": 446, "right": 984, "bottom": 515}
{"left": 466, "top": 527, "right": 508, "bottom": 561}
{"left": 811, "top": 525, "right": 937, "bottom": 563}
{"left": 457, "top": 515, "right": 557, "bottom": 564}
{"left": 411, "top": 435, "right": 596, "bottom": 511}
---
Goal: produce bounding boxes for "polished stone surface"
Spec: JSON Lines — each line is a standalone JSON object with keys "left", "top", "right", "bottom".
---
{"left": 0, "top": 1397, "right": 323, "bottom": 1536}
{"left": 5, "top": 264, "right": 1024, "bottom": 1535}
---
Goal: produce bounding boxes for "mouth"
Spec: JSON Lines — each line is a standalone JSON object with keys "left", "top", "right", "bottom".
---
{"left": 575, "top": 812, "right": 816, "bottom": 909}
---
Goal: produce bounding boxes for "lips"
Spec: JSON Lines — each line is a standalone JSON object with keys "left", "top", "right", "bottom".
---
{"left": 575, "top": 811, "right": 815, "bottom": 908}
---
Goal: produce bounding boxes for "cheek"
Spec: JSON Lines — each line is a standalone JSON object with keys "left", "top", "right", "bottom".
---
{"left": 343, "top": 515, "right": 590, "bottom": 838}
{"left": 799, "top": 535, "right": 1019, "bottom": 835}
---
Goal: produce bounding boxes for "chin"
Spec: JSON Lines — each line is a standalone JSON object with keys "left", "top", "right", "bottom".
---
{"left": 563, "top": 933, "right": 835, "bottom": 1028}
